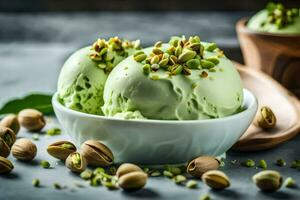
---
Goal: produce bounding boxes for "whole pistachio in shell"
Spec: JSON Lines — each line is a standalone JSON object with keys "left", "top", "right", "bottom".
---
{"left": 0, "top": 156, "right": 14, "bottom": 174}
{"left": 47, "top": 141, "right": 76, "bottom": 160}
{"left": 11, "top": 138, "right": 37, "bottom": 161}
{"left": 202, "top": 170, "right": 230, "bottom": 190}
{"left": 187, "top": 156, "right": 220, "bottom": 178}
{"left": 0, "top": 114, "right": 20, "bottom": 135}
{"left": 117, "top": 163, "right": 147, "bottom": 191}
{"left": 18, "top": 109, "right": 46, "bottom": 132}
{"left": 65, "top": 152, "right": 87, "bottom": 173}
{"left": 255, "top": 106, "right": 276, "bottom": 129}
{"left": 0, "top": 138, "right": 10, "bottom": 158}
{"left": 0, "top": 126, "right": 16, "bottom": 147}
{"left": 252, "top": 170, "right": 282, "bottom": 192}
{"left": 81, "top": 140, "right": 114, "bottom": 167}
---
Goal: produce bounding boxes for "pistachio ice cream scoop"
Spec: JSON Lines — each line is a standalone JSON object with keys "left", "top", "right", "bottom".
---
{"left": 247, "top": 2, "right": 300, "bottom": 34}
{"left": 57, "top": 37, "right": 141, "bottom": 115}
{"left": 102, "top": 36, "right": 243, "bottom": 120}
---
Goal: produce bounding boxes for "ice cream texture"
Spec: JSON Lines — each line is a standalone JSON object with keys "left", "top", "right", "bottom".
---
{"left": 57, "top": 37, "right": 141, "bottom": 115}
{"left": 102, "top": 36, "right": 244, "bottom": 120}
{"left": 247, "top": 3, "right": 300, "bottom": 34}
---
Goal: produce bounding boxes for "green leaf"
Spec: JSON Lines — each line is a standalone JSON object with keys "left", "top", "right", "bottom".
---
{"left": 0, "top": 93, "right": 54, "bottom": 115}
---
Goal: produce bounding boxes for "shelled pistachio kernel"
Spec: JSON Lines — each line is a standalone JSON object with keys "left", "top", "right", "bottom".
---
{"left": 18, "top": 109, "right": 46, "bottom": 131}
{"left": 200, "top": 60, "right": 215, "bottom": 69}
{"left": 65, "top": 152, "right": 87, "bottom": 173}
{"left": 47, "top": 128, "right": 61, "bottom": 136}
{"left": 284, "top": 177, "right": 296, "bottom": 188}
{"left": 163, "top": 170, "right": 174, "bottom": 178}
{"left": 205, "top": 43, "right": 217, "bottom": 52}
{"left": 187, "top": 156, "right": 220, "bottom": 178}
{"left": 81, "top": 140, "right": 114, "bottom": 167}
{"left": 11, "top": 138, "right": 37, "bottom": 161}
{"left": 80, "top": 170, "right": 92, "bottom": 180}
{"left": 133, "top": 51, "right": 147, "bottom": 62}
{"left": 143, "top": 64, "right": 151, "bottom": 75}
{"left": 186, "top": 59, "right": 200, "bottom": 69}
{"left": 32, "top": 179, "right": 40, "bottom": 187}
{"left": 243, "top": 159, "right": 255, "bottom": 168}
{"left": 0, "top": 114, "right": 20, "bottom": 135}
{"left": 276, "top": 158, "right": 286, "bottom": 167}
{"left": 259, "top": 160, "right": 267, "bottom": 169}
{"left": 117, "top": 163, "right": 147, "bottom": 190}
{"left": 252, "top": 170, "right": 282, "bottom": 191}
{"left": 0, "top": 156, "right": 14, "bottom": 174}
{"left": 173, "top": 175, "right": 186, "bottom": 184}
{"left": 255, "top": 106, "right": 276, "bottom": 129}
{"left": 47, "top": 141, "right": 76, "bottom": 160}
{"left": 0, "top": 137, "right": 10, "bottom": 158}
{"left": 206, "top": 57, "right": 220, "bottom": 65}
{"left": 202, "top": 170, "right": 230, "bottom": 190}
{"left": 186, "top": 180, "right": 198, "bottom": 189}
{"left": 40, "top": 160, "right": 50, "bottom": 168}
{"left": 0, "top": 126, "right": 16, "bottom": 147}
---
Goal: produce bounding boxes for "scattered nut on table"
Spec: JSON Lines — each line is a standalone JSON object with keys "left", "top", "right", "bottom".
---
{"left": 18, "top": 109, "right": 46, "bottom": 132}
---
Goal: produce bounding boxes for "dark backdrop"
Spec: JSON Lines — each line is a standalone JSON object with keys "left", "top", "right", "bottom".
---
{"left": 0, "top": 0, "right": 299, "bottom": 12}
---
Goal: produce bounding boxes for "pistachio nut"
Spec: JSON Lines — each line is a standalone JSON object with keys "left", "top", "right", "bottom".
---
{"left": 116, "top": 163, "right": 143, "bottom": 178}
{"left": 0, "top": 138, "right": 10, "bottom": 158}
{"left": 0, "top": 126, "right": 16, "bottom": 147}
{"left": 202, "top": 170, "right": 230, "bottom": 190}
{"left": 255, "top": 106, "right": 277, "bottom": 129}
{"left": 0, "top": 156, "right": 14, "bottom": 174}
{"left": 0, "top": 114, "right": 20, "bottom": 135}
{"left": 18, "top": 109, "right": 46, "bottom": 131}
{"left": 81, "top": 140, "right": 114, "bottom": 167}
{"left": 187, "top": 156, "right": 220, "bottom": 178}
{"left": 252, "top": 170, "right": 282, "bottom": 192}
{"left": 65, "top": 152, "right": 87, "bottom": 173}
{"left": 118, "top": 171, "right": 148, "bottom": 190}
{"left": 178, "top": 50, "right": 196, "bottom": 63}
{"left": 117, "top": 163, "right": 147, "bottom": 190}
{"left": 47, "top": 141, "right": 76, "bottom": 160}
{"left": 11, "top": 138, "right": 37, "bottom": 161}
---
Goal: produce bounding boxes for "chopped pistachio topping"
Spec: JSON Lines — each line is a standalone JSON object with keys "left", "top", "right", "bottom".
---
{"left": 135, "top": 36, "right": 222, "bottom": 77}
{"left": 284, "top": 177, "right": 296, "bottom": 188}
{"left": 243, "top": 159, "right": 255, "bottom": 168}
{"left": 32, "top": 179, "right": 40, "bottom": 187}
{"left": 47, "top": 128, "right": 61, "bottom": 136}
{"left": 90, "top": 36, "right": 141, "bottom": 73}
{"left": 40, "top": 160, "right": 50, "bottom": 169}
{"left": 258, "top": 160, "right": 268, "bottom": 169}
{"left": 276, "top": 158, "right": 286, "bottom": 167}
{"left": 262, "top": 2, "right": 300, "bottom": 29}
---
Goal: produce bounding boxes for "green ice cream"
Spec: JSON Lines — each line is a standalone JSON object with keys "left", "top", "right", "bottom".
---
{"left": 102, "top": 36, "right": 243, "bottom": 120}
{"left": 57, "top": 37, "right": 141, "bottom": 115}
{"left": 247, "top": 2, "right": 300, "bottom": 34}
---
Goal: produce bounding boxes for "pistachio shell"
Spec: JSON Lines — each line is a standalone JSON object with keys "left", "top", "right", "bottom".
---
{"left": 116, "top": 163, "right": 143, "bottom": 178}
{"left": 118, "top": 171, "right": 148, "bottom": 190}
{"left": 252, "top": 170, "right": 282, "bottom": 191}
{"left": 81, "top": 140, "right": 114, "bottom": 167}
{"left": 0, "top": 114, "right": 20, "bottom": 135}
{"left": 0, "top": 138, "right": 10, "bottom": 158}
{"left": 11, "top": 138, "right": 37, "bottom": 161}
{"left": 0, "top": 126, "right": 16, "bottom": 147}
{"left": 65, "top": 152, "right": 87, "bottom": 173}
{"left": 0, "top": 156, "right": 14, "bottom": 174}
{"left": 202, "top": 170, "right": 230, "bottom": 190}
{"left": 187, "top": 156, "right": 220, "bottom": 178}
{"left": 18, "top": 109, "right": 46, "bottom": 131}
{"left": 47, "top": 141, "right": 76, "bottom": 160}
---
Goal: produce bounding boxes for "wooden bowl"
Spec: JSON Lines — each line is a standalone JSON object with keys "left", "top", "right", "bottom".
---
{"left": 236, "top": 18, "right": 300, "bottom": 98}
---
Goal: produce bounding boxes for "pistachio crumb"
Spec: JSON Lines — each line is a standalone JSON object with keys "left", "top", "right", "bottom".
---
{"left": 32, "top": 134, "right": 39, "bottom": 141}
{"left": 186, "top": 180, "right": 198, "bottom": 189}
{"left": 200, "top": 194, "right": 211, "bottom": 200}
{"left": 259, "top": 160, "right": 268, "bottom": 169}
{"left": 284, "top": 177, "right": 296, "bottom": 188}
{"left": 47, "top": 128, "right": 61, "bottom": 136}
{"left": 243, "top": 159, "right": 255, "bottom": 168}
{"left": 32, "top": 179, "right": 40, "bottom": 187}
{"left": 53, "top": 183, "right": 62, "bottom": 190}
{"left": 276, "top": 158, "right": 286, "bottom": 167}
{"left": 40, "top": 160, "right": 50, "bottom": 169}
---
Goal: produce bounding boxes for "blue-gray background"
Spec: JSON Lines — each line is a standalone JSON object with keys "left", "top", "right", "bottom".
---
{"left": 0, "top": 1, "right": 300, "bottom": 199}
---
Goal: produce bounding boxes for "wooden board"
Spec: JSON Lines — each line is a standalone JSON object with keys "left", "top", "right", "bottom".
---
{"left": 232, "top": 64, "right": 300, "bottom": 151}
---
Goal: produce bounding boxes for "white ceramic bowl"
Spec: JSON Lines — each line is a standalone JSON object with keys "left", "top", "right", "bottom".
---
{"left": 52, "top": 89, "right": 257, "bottom": 165}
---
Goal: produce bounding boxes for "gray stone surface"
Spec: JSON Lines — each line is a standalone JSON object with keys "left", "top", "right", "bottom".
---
{"left": 0, "top": 12, "right": 300, "bottom": 200}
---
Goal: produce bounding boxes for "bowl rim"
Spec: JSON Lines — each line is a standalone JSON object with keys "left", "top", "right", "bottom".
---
{"left": 236, "top": 18, "right": 300, "bottom": 38}
{"left": 52, "top": 88, "right": 257, "bottom": 124}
